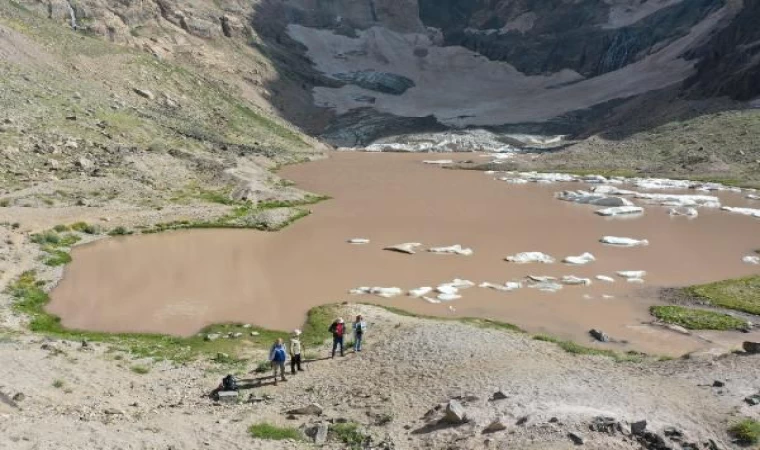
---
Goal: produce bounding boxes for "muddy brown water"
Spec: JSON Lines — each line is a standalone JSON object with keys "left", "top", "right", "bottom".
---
{"left": 49, "top": 152, "right": 760, "bottom": 355}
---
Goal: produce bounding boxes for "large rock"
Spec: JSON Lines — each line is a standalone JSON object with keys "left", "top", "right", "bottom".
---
{"left": 314, "top": 422, "right": 329, "bottom": 445}
{"left": 287, "top": 403, "right": 323, "bottom": 416}
{"left": 589, "top": 329, "right": 610, "bottom": 343}
{"left": 442, "top": 400, "right": 467, "bottom": 424}
{"left": 334, "top": 71, "right": 416, "bottom": 95}
{"left": 743, "top": 341, "right": 760, "bottom": 354}
{"left": 631, "top": 420, "right": 647, "bottom": 436}
{"left": 483, "top": 419, "right": 507, "bottom": 433}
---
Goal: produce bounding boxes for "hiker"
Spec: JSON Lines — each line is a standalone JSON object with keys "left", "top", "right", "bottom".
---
{"left": 289, "top": 329, "right": 304, "bottom": 374}
{"left": 328, "top": 317, "right": 345, "bottom": 358}
{"left": 353, "top": 315, "right": 366, "bottom": 352}
{"left": 269, "top": 338, "right": 287, "bottom": 384}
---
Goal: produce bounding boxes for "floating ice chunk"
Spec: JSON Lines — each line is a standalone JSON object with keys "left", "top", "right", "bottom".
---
{"left": 602, "top": 295, "right": 615, "bottom": 299}
{"left": 428, "top": 244, "right": 474, "bottom": 256}
{"left": 436, "top": 285, "right": 459, "bottom": 295}
{"left": 408, "top": 287, "right": 433, "bottom": 297}
{"left": 528, "top": 281, "right": 563, "bottom": 292}
{"left": 627, "top": 278, "right": 645, "bottom": 284}
{"left": 349, "top": 287, "right": 403, "bottom": 298}
{"left": 616, "top": 270, "right": 647, "bottom": 279}
{"left": 592, "top": 186, "right": 638, "bottom": 196}
{"left": 721, "top": 206, "right": 760, "bottom": 218}
{"left": 743, "top": 256, "right": 760, "bottom": 265}
{"left": 561, "top": 276, "right": 592, "bottom": 286}
{"left": 506, "top": 252, "right": 556, "bottom": 263}
{"left": 595, "top": 206, "right": 644, "bottom": 217}
{"left": 583, "top": 294, "right": 593, "bottom": 299}
{"left": 595, "top": 275, "right": 616, "bottom": 283}
{"left": 563, "top": 252, "right": 596, "bottom": 265}
{"left": 519, "top": 172, "right": 577, "bottom": 183}
{"left": 600, "top": 236, "right": 649, "bottom": 247}
{"left": 384, "top": 243, "right": 422, "bottom": 254}
{"left": 668, "top": 207, "right": 698, "bottom": 217}
{"left": 438, "top": 279, "right": 475, "bottom": 291}
{"left": 557, "top": 190, "right": 634, "bottom": 207}
{"left": 748, "top": 194, "right": 760, "bottom": 200}
{"left": 423, "top": 159, "right": 454, "bottom": 165}
{"left": 422, "top": 296, "right": 441, "bottom": 304}
{"left": 633, "top": 178, "right": 693, "bottom": 190}
{"left": 448, "top": 305, "right": 456, "bottom": 312}
{"left": 635, "top": 193, "right": 720, "bottom": 208}
{"left": 528, "top": 275, "right": 556, "bottom": 282}
{"left": 499, "top": 177, "right": 530, "bottom": 184}
{"left": 348, "top": 238, "right": 370, "bottom": 244}
{"left": 479, "top": 281, "right": 522, "bottom": 292}
{"left": 437, "top": 293, "right": 462, "bottom": 302}
{"left": 581, "top": 175, "right": 608, "bottom": 183}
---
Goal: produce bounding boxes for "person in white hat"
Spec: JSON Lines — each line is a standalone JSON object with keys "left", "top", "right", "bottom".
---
{"left": 289, "top": 329, "right": 304, "bottom": 375}
{"left": 328, "top": 317, "right": 346, "bottom": 358}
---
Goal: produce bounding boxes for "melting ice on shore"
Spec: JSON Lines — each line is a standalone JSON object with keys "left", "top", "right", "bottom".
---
{"left": 408, "top": 287, "right": 434, "bottom": 298}
{"left": 617, "top": 270, "right": 647, "bottom": 279}
{"left": 563, "top": 252, "right": 596, "bottom": 265}
{"left": 428, "top": 244, "right": 474, "bottom": 256}
{"left": 668, "top": 207, "right": 698, "bottom": 218}
{"left": 527, "top": 280, "right": 563, "bottom": 292}
{"left": 601, "top": 236, "right": 649, "bottom": 247}
{"left": 596, "top": 275, "right": 616, "bottom": 283}
{"left": 506, "top": 252, "right": 556, "bottom": 263}
{"left": 557, "top": 190, "right": 634, "bottom": 207}
{"left": 348, "top": 238, "right": 370, "bottom": 244}
{"left": 634, "top": 193, "right": 721, "bottom": 208}
{"left": 422, "top": 159, "right": 454, "bottom": 165}
{"left": 349, "top": 287, "right": 403, "bottom": 298}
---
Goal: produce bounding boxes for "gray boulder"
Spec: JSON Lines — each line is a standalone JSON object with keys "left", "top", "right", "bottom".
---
{"left": 589, "top": 329, "right": 610, "bottom": 343}
{"left": 743, "top": 341, "right": 760, "bottom": 354}
{"left": 287, "top": 403, "right": 323, "bottom": 416}
{"left": 631, "top": 420, "right": 647, "bottom": 435}
{"left": 483, "top": 419, "right": 507, "bottom": 433}
{"left": 442, "top": 400, "right": 467, "bottom": 424}
{"left": 314, "top": 423, "right": 329, "bottom": 445}
{"left": 133, "top": 88, "right": 155, "bottom": 100}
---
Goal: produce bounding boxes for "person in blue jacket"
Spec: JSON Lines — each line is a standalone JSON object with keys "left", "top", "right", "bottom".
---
{"left": 269, "top": 338, "right": 288, "bottom": 385}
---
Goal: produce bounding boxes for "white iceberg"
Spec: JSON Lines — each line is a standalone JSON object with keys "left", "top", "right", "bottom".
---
{"left": 349, "top": 287, "right": 403, "bottom": 298}
{"left": 348, "top": 238, "right": 370, "bottom": 244}
{"left": 436, "top": 285, "right": 459, "bottom": 295}
{"left": 748, "top": 194, "right": 760, "bottom": 200}
{"left": 595, "top": 275, "right": 616, "bottom": 283}
{"left": 423, "top": 159, "right": 454, "bottom": 165}
{"left": 743, "top": 256, "right": 760, "bottom": 265}
{"left": 601, "top": 236, "right": 649, "bottom": 247}
{"left": 437, "top": 293, "right": 462, "bottom": 302}
{"left": 499, "top": 177, "right": 530, "bottom": 184}
{"left": 528, "top": 281, "right": 563, "bottom": 292}
{"left": 633, "top": 178, "right": 693, "bottom": 190}
{"left": 528, "top": 275, "right": 556, "bottom": 282}
{"left": 721, "top": 206, "right": 760, "bottom": 218}
{"left": 506, "top": 252, "right": 556, "bottom": 264}
{"left": 627, "top": 278, "right": 645, "bottom": 284}
{"left": 635, "top": 193, "right": 720, "bottom": 208}
{"left": 384, "top": 243, "right": 422, "bottom": 254}
{"left": 561, "top": 276, "right": 592, "bottom": 286}
{"left": 668, "top": 207, "right": 698, "bottom": 217}
{"left": 428, "top": 244, "right": 474, "bottom": 256}
{"left": 422, "top": 296, "right": 441, "bottom": 304}
{"left": 563, "top": 252, "right": 596, "bottom": 265}
{"left": 557, "top": 190, "right": 634, "bottom": 207}
{"left": 479, "top": 281, "right": 522, "bottom": 292}
{"left": 616, "top": 270, "right": 647, "bottom": 279}
{"left": 408, "top": 287, "right": 434, "bottom": 298}
{"left": 595, "top": 206, "right": 644, "bottom": 217}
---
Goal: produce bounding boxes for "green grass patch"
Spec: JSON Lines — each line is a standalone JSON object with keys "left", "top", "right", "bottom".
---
{"left": 330, "top": 422, "right": 368, "bottom": 449}
{"left": 71, "top": 222, "right": 99, "bottom": 234}
{"left": 44, "top": 250, "right": 72, "bottom": 267}
{"left": 533, "top": 334, "right": 645, "bottom": 363}
{"left": 53, "top": 224, "right": 71, "bottom": 232}
{"left": 729, "top": 419, "right": 760, "bottom": 445}
{"left": 248, "top": 423, "right": 304, "bottom": 441}
{"left": 108, "top": 226, "right": 133, "bottom": 236}
{"left": 130, "top": 365, "right": 150, "bottom": 375}
{"left": 650, "top": 305, "right": 747, "bottom": 331}
{"left": 684, "top": 276, "right": 760, "bottom": 316}
{"left": 52, "top": 379, "right": 65, "bottom": 389}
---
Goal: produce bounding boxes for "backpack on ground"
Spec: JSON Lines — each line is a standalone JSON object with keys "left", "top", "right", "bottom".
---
{"left": 222, "top": 374, "right": 238, "bottom": 391}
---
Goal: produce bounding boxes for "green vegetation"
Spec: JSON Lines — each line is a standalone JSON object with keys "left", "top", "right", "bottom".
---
{"left": 130, "top": 365, "right": 150, "bottom": 375}
{"left": 44, "top": 250, "right": 72, "bottom": 267}
{"left": 533, "top": 335, "right": 645, "bottom": 363}
{"left": 330, "top": 422, "right": 368, "bottom": 449}
{"left": 52, "top": 379, "right": 65, "bottom": 389}
{"left": 108, "top": 226, "right": 133, "bottom": 236}
{"left": 684, "top": 276, "right": 760, "bottom": 316}
{"left": 650, "top": 305, "right": 747, "bottom": 330}
{"left": 71, "top": 222, "right": 98, "bottom": 234}
{"left": 728, "top": 419, "right": 760, "bottom": 445}
{"left": 0, "top": 199, "right": 10, "bottom": 207}
{"left": 248, "top": 423, "right": 304, "bottom": 441}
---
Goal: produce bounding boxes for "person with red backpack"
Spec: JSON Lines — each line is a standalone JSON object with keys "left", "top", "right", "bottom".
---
{"left": 328, "top": 317, "right": 346, "bottom": 358}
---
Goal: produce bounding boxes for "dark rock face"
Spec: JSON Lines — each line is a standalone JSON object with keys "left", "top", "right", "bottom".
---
{"left": 321, "top": 108, "right": 446, "bottom": 147}
{"left": 418, "top": 0, "right": 724, "bottom": 77}
{"left": 686, "top": 0, "right": 760, "bottom": 100}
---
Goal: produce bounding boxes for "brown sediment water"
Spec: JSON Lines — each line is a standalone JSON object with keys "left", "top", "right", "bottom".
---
{"left": 48, "top": 152, "right": 760, "bottom": 355}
